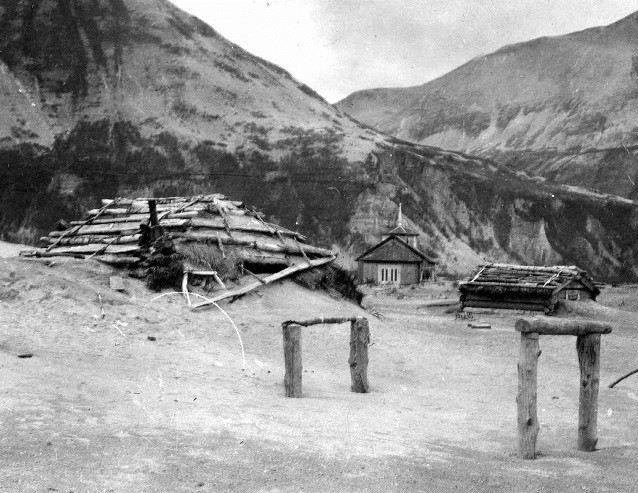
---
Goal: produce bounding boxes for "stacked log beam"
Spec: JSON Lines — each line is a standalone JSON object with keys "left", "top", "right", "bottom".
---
{"left": 31, "top": 194, "right": 333, "bottom": 268}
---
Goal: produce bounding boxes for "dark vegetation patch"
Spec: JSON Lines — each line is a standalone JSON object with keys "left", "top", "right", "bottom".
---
{"left": 195, "top": 137, "right": 367, "bottom": 247}
{"left": 564, "top": 112, "right": 607, "bottom": 136}
{"left": 297, "top": 83, "right": 328, "bottom": 104}
{"left": 145, "top": 251, "right": 184, "bottom": 291}
{"left": 169, "top": 100, "right": 218, "bottom": 122}
{"left": 145, "top": 239, "right": 242, "bottom": 292}
{"left": 274, "top": 126, "right": 345, "bottom": 151}
{"left": 0, "top": 119, "right": 370, "bottom": 253}
{"left": 0, "top": 120, "right": 188, "bottom": 243}
{"left": 165, "top": 65, "right": 200, "bottom": 80}
{"left": 171, "top": 99, "right": 199, "bottom": 119}
{"left": 187, "top": 14, "right": 218, "bottom": 38}
{"left": 160, "top": 42, "right": 190, "bottom": 56}
{"left": 0, "top": 0, "right": 130, "bottom": 101}
{"left": 167, "top": 14, "right": 195, "bottom": 40}
{"left": 292, "top": 264, "right": 364, "bottom": 305}
{"left": 214, "top": 59, "right": 250, "bottom": 82}
{"left": 10, "top": 126, "right": 39, "bottom": 140}
{"left": 495, "top": 104, "right": 521, "bottom": 129}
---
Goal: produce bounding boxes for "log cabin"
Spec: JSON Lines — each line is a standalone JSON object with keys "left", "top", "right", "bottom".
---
{"left": 458, "top": 263, "right": 600, "bottom": 314}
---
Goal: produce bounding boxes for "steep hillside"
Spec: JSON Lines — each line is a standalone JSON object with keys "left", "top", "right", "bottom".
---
{"left": 2, "top": 0, "right": 638, "bottom": 281}
{"left": 337, "top": 11, "right": 638, "bottom": 199}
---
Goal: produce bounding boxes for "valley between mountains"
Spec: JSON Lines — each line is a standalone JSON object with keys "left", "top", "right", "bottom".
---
{"left": 1, "top": 1, "right": 638, "bottom": 281}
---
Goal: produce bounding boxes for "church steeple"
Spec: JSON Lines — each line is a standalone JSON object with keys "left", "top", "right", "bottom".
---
{"left": 382, "top": 202, "right": 419, "bottom": 247}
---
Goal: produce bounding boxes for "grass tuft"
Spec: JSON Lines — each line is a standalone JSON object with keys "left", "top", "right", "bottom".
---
{"left": 292, "top": 264, "right": 364, "bottom": 305}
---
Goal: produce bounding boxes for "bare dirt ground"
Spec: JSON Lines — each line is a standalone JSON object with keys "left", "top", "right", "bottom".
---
{"left": 1, "top": 243, "right": 638, "bottom": 492}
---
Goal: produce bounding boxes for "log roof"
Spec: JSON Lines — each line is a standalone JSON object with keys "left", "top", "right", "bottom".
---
{"left": 458, "top": 263, "right": 600, "bottom": 297}
{"left": 24, "top": 194, "right": 334, "bottom": 266}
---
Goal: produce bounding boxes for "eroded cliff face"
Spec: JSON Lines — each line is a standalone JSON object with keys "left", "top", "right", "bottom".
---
{"left": 357, "top": 144, "right": 638, "bottom": 281}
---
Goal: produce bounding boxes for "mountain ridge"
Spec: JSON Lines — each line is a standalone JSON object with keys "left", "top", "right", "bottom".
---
{"left": 336, "top": 10, "right": 638, "bottom": 199}
{"left": 2, "top": 0, "right": 638, "bottom": 281}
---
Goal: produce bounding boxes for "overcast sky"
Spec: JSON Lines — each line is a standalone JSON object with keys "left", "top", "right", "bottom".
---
{"left": 171, "top": 0, "right": 638, "bottom": 103}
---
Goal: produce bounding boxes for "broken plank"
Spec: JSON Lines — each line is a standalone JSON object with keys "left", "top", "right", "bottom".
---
{"left": 191, "top": 256, "right": 336, "bottom": 309}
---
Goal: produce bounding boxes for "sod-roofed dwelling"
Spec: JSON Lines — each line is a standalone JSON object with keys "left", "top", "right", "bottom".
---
{"left": 23, "top": 194, "right": 338, "bottom": 303}
{"left": 458, "top": 263, "right": 600, "bottom": 314}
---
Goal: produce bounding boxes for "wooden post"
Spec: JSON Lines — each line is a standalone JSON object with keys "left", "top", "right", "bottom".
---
{"left": 349, "top": 317, "right": 370, "bottom": 393}
{"left": 147, "top": 199, "right": 164, "bottom": 241}
{"left": 517, "top": 331, "right": 540, "bottom": 459}
{"left": 148, "top": 199, "right": 159, "bottom": 226}
{"left": 283, "top": 323, "right": 302, "bottom": 398}
{"left": 577, "top": 333, "right": 601, "bottom": 451}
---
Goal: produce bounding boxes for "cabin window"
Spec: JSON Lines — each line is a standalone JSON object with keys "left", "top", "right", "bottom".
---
{"left": 566, "top": 290, "right": 580, "bottom": 301}
{"left": 379, "top": 265, "right": 401, "bottom": 284}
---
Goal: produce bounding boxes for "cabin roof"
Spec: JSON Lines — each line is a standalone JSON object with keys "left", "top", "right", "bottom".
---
{"left": 458, "top": 263, "right": 600, "bottom": 297}
{"left": 356, "top": 235, "right": 437, "bottom": 264}
{"left": 27, "top": 194, "right": 334, "bottom": 267}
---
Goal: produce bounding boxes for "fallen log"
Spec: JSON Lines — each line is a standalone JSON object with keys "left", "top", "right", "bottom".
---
{"left": 282, "top": 316, "right": 358, "bottom": 327}
{"left": 191, "top": 256, "right": 335, "bottom": 309}
{"left": 468, "top": 323, "right": 492, "bottom": 329}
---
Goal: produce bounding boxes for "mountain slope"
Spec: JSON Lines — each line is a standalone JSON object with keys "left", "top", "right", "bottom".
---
{"left": 2, "top": 0, "right": 638, "bottom": 281}
{"left": 337, "top": 11, "right": 638, "bottom": 198}
{"left": 0, "top": 0, "right": 367, "bottom": 157}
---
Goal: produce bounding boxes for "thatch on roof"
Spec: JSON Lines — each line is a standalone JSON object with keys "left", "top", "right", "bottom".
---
{"left": 458, "top": 263, "right": 600, "bottom": 314}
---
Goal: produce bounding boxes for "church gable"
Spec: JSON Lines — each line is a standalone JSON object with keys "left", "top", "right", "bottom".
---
{"left": 358, "top": 236, "right": 425, "bottom": 263}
